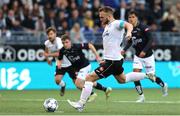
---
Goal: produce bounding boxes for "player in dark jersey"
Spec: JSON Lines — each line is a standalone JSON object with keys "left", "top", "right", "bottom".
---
{"left": 57, "top": 34, "right": 112, "bottom": 102}
{"left": 122, "top": 10, "right": 168, "bottom": 102}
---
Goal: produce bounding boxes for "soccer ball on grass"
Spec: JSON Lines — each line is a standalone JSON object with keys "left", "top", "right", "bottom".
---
{"left": 43, "top": 98, "right": 58, "bottom": 112}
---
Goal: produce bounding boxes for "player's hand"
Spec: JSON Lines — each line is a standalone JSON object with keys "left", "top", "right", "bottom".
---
{"left": 47, "top": 60, "right": 52, "bottom": 66}
{"left": 57, "top": 64, "right": 61, "bottom": 69}
{"left": 121, "top": 50, "right": 126, "bottom": 56}
{"left": 139, "top": 51, "right": 146, "bottom": 58}
{"left": 99, "top": 60, "right": 105, "bottom": 65}
{"left": 125, "top": 32, "right": 132, "bottom": 40}
{"left": 96, "top": 56, "right": 103, "bottom": 64}
{"left": 44, "top": 52, "right": 49, "bottom": 57}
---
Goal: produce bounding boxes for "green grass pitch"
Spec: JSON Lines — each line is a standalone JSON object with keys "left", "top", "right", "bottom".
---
{"left": 0, "top": 89, "right": 180, "bottom": 115}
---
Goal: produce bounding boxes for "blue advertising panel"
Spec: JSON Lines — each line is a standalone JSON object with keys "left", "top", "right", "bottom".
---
{"left": 0, "top": 61, "right": 180, "bottom": 90}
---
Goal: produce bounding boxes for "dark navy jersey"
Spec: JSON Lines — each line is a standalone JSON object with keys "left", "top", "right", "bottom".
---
{"left": 124, "top": 23, "right": 153, "bottom": 58}
{"left": 58, "top": 43, "right": 90, "bottom": 70}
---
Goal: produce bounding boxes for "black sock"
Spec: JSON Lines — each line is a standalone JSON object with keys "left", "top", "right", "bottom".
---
{"left": 90, "top": 91, "right": 94, "bottom": 95}
{"left": 94, "top": 82, "right": 106, "bottom": 92}
{"left": 134, "top": 81, "right": 143, "bottom": 95}
{"left": 155, "top": 77, "right": 164, "bottom": 87}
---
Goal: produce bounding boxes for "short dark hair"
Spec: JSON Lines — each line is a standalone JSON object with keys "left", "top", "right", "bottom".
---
{"left": 61, "top": 34, "right": 71, "bottom": 41}
{"left": 98, "top": 6, "right": 115, "bottom": 14}
{"left": 46, "top": 27, "right": 56, "bottom": 34}
{"left": 128, "top": 10, "right": 138, "bottom": 17}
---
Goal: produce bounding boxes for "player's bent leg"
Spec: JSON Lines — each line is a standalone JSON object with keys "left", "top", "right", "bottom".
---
{"left": 154, "top": 76, "right": 168, "bottom": 96}
{"left": 134, "top": 81, "right": 145, "bottom": 103}
{"left": 162, "top": 82, "right": 168, "bottom": 97}
{"left": 67, "top": 72, "right": 99, "bottom": 112}
{"left": 75, "top": 78, "right": 85, "bottom": 89}
{"left": 115, "top": 71, "right": 147, "bottom": 83}
{"left": 55, "top": 75, "right": 66, "bottom": 96}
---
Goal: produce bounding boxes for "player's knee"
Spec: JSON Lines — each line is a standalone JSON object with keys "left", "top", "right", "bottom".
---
{"left": 75, "top": 79, "right": 84, "bottom": 89}
{"left": 86, "top": 74, "right": 94, "bottom": 82}
{"left": 55, "top": 76, "right": 61, "bottom": 85}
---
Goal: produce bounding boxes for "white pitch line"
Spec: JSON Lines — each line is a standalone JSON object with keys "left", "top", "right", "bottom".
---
{"left": 1, "top": 98, "right": 180, "bottom": 104}
{"left": 113, "top": 100, "right": 180, "bottom": 104}
{"left": 0, "top": 98, "right": 67, "bottom": 102}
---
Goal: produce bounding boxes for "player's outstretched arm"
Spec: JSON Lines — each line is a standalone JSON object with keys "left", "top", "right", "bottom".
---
{"left": 44, "top": 47, "right": 52, "bottom": 66}
{"left": 124, "top": 22, "right": 133, "bottom": 40}
{"left": 88, "top": 43, "right": 102, "bottom": 63}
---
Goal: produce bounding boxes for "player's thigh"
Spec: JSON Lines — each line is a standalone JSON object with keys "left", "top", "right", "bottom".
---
{"left": 75, "top": 78, "right": 85, "bottom": 89}
{"left": 114, "top": 72, "right": 126, "bottom": 83}
{"left": 143, "top": 55, "right": 155, "bottom": 74}
{"left": 133, "top": 55, "right": 143, "bottom": 70}
{"left": 86, "top": 71, "right": 99, "bottom": 82}
{"left": 77, "top": 64, "right": 91, "bottom": 80}
{"left": 55, "top": 66, "right": 65, "bottom": 81}
{"left": 94, "top": 60, "right": 113, "bottom": 79}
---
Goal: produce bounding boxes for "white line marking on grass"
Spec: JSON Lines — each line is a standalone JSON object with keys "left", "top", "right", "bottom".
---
{"left": 1, "top": 98, "right": 67, "bottom": 102}
{"left": 113, "top": 100, "right": 180, "bottom": 104}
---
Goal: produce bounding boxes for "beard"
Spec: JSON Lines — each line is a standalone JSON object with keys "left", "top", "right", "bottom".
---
{"left": 102, "top": 18, "right": 109, "bottom": 25}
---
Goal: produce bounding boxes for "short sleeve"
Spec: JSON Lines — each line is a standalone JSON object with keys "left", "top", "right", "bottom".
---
{"left": 56, "top": 37, "right": 63, "bottom": 50}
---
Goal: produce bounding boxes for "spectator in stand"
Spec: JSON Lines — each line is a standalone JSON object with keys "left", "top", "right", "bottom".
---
{"left": 32, "top": 2, "right": 43, "bottom": 21}
{"left": 151, "top": 0, "right": 163, "bottom": 24}
{"left": 79, "top": 0, "right": 91, "bottom": 17}
{"left": 5, "top": 9, "right": 22, "bottom": 31}
{"left": 21, "top": 13, "right": 35, "bottom": 31}
{"left": 84, "top": 10, "right": 94, "bottom": 28}
{"left": 10, "top": 0, "right": 23, "bottom": 22}
{"left": 80, "top": 19, "right": 95, "bottom": 43}
{"left": 58, "top": 19, "right": 69, "bottom": 35}
{"left": 0, "top": 9, "right": 6, "bottom": 31}
{"left": 44, "top": 9, "right": 57, "bottom": 28}
{"left": 2, "top": 3, "right": 9, "bottom": 16}
{"left": 114, "top": 0, "right": 128, "bottom": 20}
{"left": 56, "top": 11, "right": 67, "bottom": 31}
{"left": 92, "top": 0, "right": 101, "bottom": 27}
{"left": 70, "top": 22, "right": 85, "bottom": 44}
{"left": 160, "top": 6, "right": 176, "bottom": 32}
{"left": 68, "top": 9, "right": 82, "bottom": 29}
{"left": 35, "top": 16, "right": 46, "bottom": 32}
{"left": 172, "top": 1, "right": 180, "bottom": 32}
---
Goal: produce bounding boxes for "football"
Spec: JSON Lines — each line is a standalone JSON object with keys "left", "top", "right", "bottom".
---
{"left": 43, "top": 98, "right": 58, "bottom": 112}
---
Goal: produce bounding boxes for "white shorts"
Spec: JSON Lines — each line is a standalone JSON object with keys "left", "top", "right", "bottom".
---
{"left": 133, "top": 55, "right": 155, "bottom": 74}
{"left": 77, "top": 64, "right": 91, "bottom": 80}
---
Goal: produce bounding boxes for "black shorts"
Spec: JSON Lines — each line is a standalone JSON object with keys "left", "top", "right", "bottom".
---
{"left": 95, "top": 59, "right": 124, "bottom": 79}
{"left": 55, "top": 66, "right": 76, "bottom": 80}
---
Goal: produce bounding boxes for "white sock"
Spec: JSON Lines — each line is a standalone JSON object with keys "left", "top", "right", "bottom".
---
{"left": 59, "top": 80, "right": 65, "bottom": 87}
{"left": 79, "top": 81, "right": 93, "bottom": 104}
{"left": 126, "top": 72, "right": 146, "bottom": 83}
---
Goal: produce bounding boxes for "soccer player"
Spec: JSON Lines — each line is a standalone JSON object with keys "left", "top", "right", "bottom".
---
{"left": 57, "top": 34, "right": 112, "bottom": 102}
{"left": 67, "top": 6, "right": 154, "bottom": 112}
{"left": 121, "top": 10, "right": 168, "bottom": 102}
{"left": 44, "top": 27, "right": 73, "bottom": 96}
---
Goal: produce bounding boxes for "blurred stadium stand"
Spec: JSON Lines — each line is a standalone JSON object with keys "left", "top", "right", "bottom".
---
{"left": 0, "top": 0, "right": 179, "bottom": 47}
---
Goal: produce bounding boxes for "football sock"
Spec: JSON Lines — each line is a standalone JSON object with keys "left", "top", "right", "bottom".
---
{"left": 94, "top": 82, "right": 106, "bottom": 92}
{"left": 134, "top": 81, "right": 143, "bottom": 95}
{"left": 90, "top": 91, "right": 94, "bottom": 95}
{"left": 155, "top": 77, "right": 165, "bottom": 87}
{"left": 126, "top": 72, "right": 146, "bottom": 82}
{"left": 80, "top": 81, "right": 93, "bottom": 104}
{"left": 59, "top": 80, "right": 65, "bottom": 87}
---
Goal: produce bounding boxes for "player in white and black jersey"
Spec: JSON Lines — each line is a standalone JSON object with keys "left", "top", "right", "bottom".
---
{"left": 57, "top": 34, "right": 112, "bottom": 102}
{"left": 121, "top": 11, "right": 168, "bottom": 102}
{"left": 44, "top": 27, "right": 73, "bottom": 96}
{"left": 67, "top": 6, "right": 155, "bottom": 111}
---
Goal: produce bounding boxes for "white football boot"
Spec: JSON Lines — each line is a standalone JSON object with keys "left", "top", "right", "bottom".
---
{"left": 162, "top": 83, "right": 168, "bottom": 97}
{"left": 136, "top": 94, "right": 145, "bottom": 103}
{"left": 67, "top": 99, "right": 84, "bottom": 112}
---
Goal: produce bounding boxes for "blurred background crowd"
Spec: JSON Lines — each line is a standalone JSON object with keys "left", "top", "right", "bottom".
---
{"left": 0, "top": 0, "right": 179, "bottom": 43}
